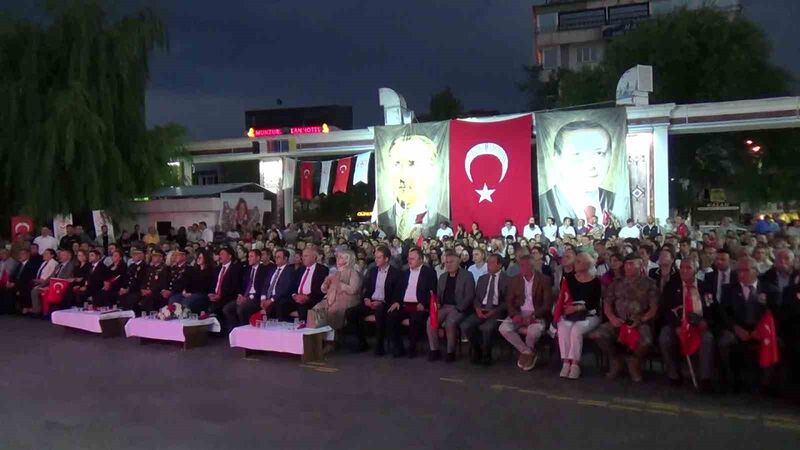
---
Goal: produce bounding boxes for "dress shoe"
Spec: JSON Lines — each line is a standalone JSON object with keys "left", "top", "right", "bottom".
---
{"left": 445, "top": 352, "right": 455, "bottom": 363}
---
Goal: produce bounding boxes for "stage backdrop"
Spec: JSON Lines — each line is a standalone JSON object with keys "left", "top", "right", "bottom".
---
{"left": 375, "top": 121, "right": 449, "bottom": 240}
{"left": 219, "top": 193, "right": 270, "bottom": 232}
{"left": 450, "top": 115, "right": 533, "bottom": 238}
{"left": 535, "top": 108, "right": 630, "bottom": 227}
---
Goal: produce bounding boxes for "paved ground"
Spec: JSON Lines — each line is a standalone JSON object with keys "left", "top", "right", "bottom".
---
{"left": 1, "top": 316, "right": 799, "bottom": 450}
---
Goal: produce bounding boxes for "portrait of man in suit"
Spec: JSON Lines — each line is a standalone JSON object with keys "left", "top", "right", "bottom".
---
{"left": 536, "top": 108, "right": 630, "bottom": 226}
{"left": 375, "top": 123, "right": 450, "bottom": 240}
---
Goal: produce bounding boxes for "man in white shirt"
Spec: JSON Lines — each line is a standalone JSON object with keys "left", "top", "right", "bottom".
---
{"left": 435, "top": 221, "right": 453, "bottom": 240}
{"left": 542, "top": 217, "right": 558, "bottom": 243}
{"left": 468, "top": 248, "right": 488, "bottom": 282}
{"left": 619, "top": 219, "right": 641, "bottom": 239}
{"left": 522, "top": 217, "right": 542, "bottom": 240}
{"left": 500, "top": 220, "right": 517, "bottom": 239}
{"left": 387, "top": 248, "right": 437, "bottom": 358}
{"left": 199, "top": 221, "right": 214, "bottom": 244}
{"left": 33, "top": 227, "right": 58, "bottom": 252}
{"left": 460, "top": 254, "right": 508, "bottom": 365}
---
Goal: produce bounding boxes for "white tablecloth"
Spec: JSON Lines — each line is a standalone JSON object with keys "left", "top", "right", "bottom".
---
{"left": 229, "top": 324, "right": 334, "bottom": 355}
{"left": 51, "top": 309, "right": 135, "bottom": 334}
{"left": 124, "top": 317, "right": 221, "bottom": 342}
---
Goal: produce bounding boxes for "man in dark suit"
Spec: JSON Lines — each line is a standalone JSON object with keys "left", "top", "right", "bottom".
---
{"left": 74, "top": 249, "right": 109, "bottom": 307}
{"left": 718, "top": 256, "right": 774, "bottom": 392}
{"left": 138, "top": 250, "right": 171, "bottom": 313}
{"left": 285, "top": 246, "right": 328, "bottom": 322}
{"left": 658, "top": 259, "right": 715, "bottom": 390}
{"left": 346, "top": 245, "right": 399, "bottom": 355}
{"left": 118, "top": 247, "right": 148, "bottom": 313}
{"left": 780, "top": 282, "right": 800, "bottom": 389}
{"left": 387, "top": 247, "right": 437, "bottom": 358}
{"left": 759, "top": 248, "right": 798, "bottom": 309}
{"left": 261, "top": 248, "right": 293, "bottom": 319}
{"left": 32, "top": 248, "right": 77, "bottom": 315}
{"left": 460, "top": 254, "right": 509, "bottom": 365}
{"left": 4, "top": 249, "right": 37, "bottom": 314}
{"left": 428, "top": 250, "right": 475, "bottom": 362}
{"left": 164, "top": 249, "right": 191, "bottom": 305}
{"left": 208, "top": 247, "right": 243, "bottom": 327}
{"left": 223, "top": 249, "right": 269, "bottom": 328}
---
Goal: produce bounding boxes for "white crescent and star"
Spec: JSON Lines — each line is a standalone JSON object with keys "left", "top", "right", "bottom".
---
{"left": 464, "top": 142, "right": 508, "bottom": 203}
{"left": 14, "top": 222, "right": 31, "bottom": 234}
{"left": 339, "top": 165, "right": 347, "bottom": 173}
{"left": 303, "top": 169, "right": 310, "bottom": 178}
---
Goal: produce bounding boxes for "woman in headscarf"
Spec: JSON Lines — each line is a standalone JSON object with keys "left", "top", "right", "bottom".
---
{"left": 308, "top": 249, "right": 363, "bottom": 331}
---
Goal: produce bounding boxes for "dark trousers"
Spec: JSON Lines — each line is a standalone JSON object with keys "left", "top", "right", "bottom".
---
{"left": 387, "top": 305, "right": 428, "bottom": 355}
{"left": 275, "top": 299, "right": 312, "bottom": 322}
{"left": 718, "top": 330, "right": 775, "bottom": 387}
{"left": 223, "top": 297, "right": 261, "bottom": 329}
{"left": 119, "top": 292, "right": 142, "bottom": 315}
{"left": 346, "top": 302, "right": 388, "bottom": 350}
{"left": 139, "top": 292, "right": 167, "bottom": 314}
{"left": 93, "top": 289, "right": 117, "bottom": 308}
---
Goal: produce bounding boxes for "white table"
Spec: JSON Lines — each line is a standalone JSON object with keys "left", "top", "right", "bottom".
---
{"left": 51, "top": 309, "right": 135, "bottom": 337}
{"left": 229, "top": 324, "right": 334, "bottom": 362}
{"left": 124, "top": 317, "right": 221, "bottom": 349}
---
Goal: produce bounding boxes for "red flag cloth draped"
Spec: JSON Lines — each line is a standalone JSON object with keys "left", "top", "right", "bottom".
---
{"left": 618, "top": 324, "right": 641, "bottom": 352}
{"left": 249, "top": 310, "right": 265, "bottom": 327}
{"left": 300, "top": 161, "right": 315, "bottom": 200}
{"left": 10, "top": 216, "right": 34, "bottom": 236}
{"left": 429, "top": 290, "right": 438, "bottom": 329}
{"left": 754, "top": 310, "right": 779, "bottom": 368}
{"left": 678, "top": 283, "right": 702, "bottom": 356}
{"left": 333, "top": 157, "right": 352, "bottom": 193}
{"left": 42, "top": 278, "right": 69, "bottom": 315}
{"left": 552, "top": 276, "right": 573, "bottom": 325}
{"left": 449, "top": 116, "right": 533, "bottom": 236}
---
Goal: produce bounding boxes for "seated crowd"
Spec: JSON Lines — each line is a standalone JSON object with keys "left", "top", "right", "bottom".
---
{"left": 1, "top": 215, "right": 799, "bottom": 397}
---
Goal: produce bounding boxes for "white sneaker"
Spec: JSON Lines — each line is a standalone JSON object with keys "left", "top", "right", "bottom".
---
{"left": 560, "top": 362, "right": 571, "bottom": 378}
{"left": 568, "top": 364, "right": 581, "bottom": 380}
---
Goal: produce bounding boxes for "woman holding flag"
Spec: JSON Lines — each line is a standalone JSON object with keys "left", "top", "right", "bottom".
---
{"left": 554, "top": 252, "right": 602, "bottom": 379}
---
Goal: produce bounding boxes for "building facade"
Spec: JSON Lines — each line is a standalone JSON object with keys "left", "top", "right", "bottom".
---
{"left": 532, "top": 0, "right": 742, "bottom": 77}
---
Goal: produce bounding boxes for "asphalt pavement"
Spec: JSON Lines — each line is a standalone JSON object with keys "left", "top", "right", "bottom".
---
{"left": 1, "top": 316, "right": 799, "bottom": 450}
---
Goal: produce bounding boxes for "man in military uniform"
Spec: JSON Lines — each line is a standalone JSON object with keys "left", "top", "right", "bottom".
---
{"left": 138, "top": 249, "right": 171, "bottom": 313}
{"left": 118, "top": 248, "right": 148, "bottom": 314}
{"left": 163, "top": 249, "right": 190, "bottom": 305}
{"left": 590, "top": 253, "right": 658, "bottom": 382}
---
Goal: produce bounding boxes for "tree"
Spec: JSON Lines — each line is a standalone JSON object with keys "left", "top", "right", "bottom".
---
{"left": 548, "top": 7, "right": 797, "bottom": 208}
{"left": 518, "top": 65, "right": 560, "bottom": 111}
{"left": 0, "top": 0, "right": 187, "bottom": 225}
{"left": 422, "top": 86, "right": 463, "bottom": 121}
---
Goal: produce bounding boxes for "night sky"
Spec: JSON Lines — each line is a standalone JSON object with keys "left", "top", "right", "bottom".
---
{"left": 3, "top": 1, "right": 799, "bottom": 140}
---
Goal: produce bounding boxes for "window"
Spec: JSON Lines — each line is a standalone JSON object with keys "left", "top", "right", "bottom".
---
{"left": 537, "top": 13, "right": 557, "bottom": 32}
{"left": 195, "top": 170, "right": 219, "bottom": 185}
{"left": 577, "top": 46, "right": 598, "bottom": 63}
{"left": 558, "top": 8, "right": 606, "bottom": 31}
{"left": 541, "top": 47, "right": 559, "bottom": 69}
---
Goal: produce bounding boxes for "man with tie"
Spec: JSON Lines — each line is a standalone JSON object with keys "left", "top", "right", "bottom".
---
{"left": 74, "top": 249, "right": 109, "bottom": 307}
{"left": 208, "top": 247, "right": 242, "bottom": 324}
{"left": 118, "top": 248, "right": 148, "bottom": 314}
{"left": 285, "top": 246, "right": 328, "bottom": 322}
{"left": 387, "top": 247, "right": 437, "bottom": 358}
{"left": 261, "top": 249, "right": 293, "bottom": 318}
{"left": 460, "top": 254, "right": 509, "bottom": 365}
{"left": 3, "top": 249, "right": 36, "bottom": 314}
{"left": 759, "top": 248, "right": 798, "bottom": 309}
{"left": 428, "top": 250, "right": 475, "bottom": 362}
{"left": 657, "top": 258, "right": 715, "bottom": 390}
{"left": 346, "top": 245, "right": 398, "bottom": 355}
{"left": 223, "top": 249, "right": 268, "bottom": 328}
{"left": 31, "top": 248, "right": 75, "bottom": 315}
{"left": 718, "top": 256, "right": 775, "bottom": 393}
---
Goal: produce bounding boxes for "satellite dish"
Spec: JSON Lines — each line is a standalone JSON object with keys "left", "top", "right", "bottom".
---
{"left": 616, "top": 65, "right": 653, "bottom": 106}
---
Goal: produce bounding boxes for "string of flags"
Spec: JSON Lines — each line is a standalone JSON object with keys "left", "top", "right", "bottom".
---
{"left": 297, "top": 152, "right": 371, "bottom": 200}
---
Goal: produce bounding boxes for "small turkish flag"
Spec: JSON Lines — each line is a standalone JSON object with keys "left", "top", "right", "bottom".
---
{"left": 552, "top": 276, "right": 573, "bottom": 325}
{"left": 754, "top": 310, "right": 779, "bottom": 368}
{"left": 429, "top": 290, "right": 438, "bottom": 330}
{"left": 300, "top": 161, "right": 315, "bottom": 200}
{"left": 11, "top": 216, "right": 33, "bottom": 236}
{"left": 449, "top": 116, "right": 533, "bottom": 236}
{"left": 618, "top": 324, "right": 641, "bottom": 352}
{"left": 42, "top": 278, "right": 70, "bottom": 315}
{"left": 333, "top": 157, "right": 352, "bottom": 193}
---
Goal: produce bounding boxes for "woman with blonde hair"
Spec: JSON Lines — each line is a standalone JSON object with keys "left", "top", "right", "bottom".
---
{"left": 307, "top": 249, "right": 362, "bottom": 331}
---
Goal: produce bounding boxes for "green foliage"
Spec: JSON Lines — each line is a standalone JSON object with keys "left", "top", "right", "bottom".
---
{"left": 0, "top": 0, "right": 187, "bottom": 223}
{"left": 518, "top": 65, "right": 559, "bottom": 111}
{"left": 425, "top": 86, "right": 463, "bottom": 121}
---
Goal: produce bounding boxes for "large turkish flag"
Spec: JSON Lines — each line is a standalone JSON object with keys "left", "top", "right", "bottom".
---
{"left": 10, "top": 216, "right": 33, "bottom": 236}
{"left": 300, "top": 161, "right": 315, "bottom": 200}
{"left": 449, "top": 116, "right": 533, "bottom": 237}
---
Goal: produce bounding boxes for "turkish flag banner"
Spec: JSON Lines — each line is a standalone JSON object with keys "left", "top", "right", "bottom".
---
{"left": 11, "top": 216, "right": 34, "bottom": 236}
{"left": 449, "top": 116, "right": 533, "bottom": 236}
{"left": 754, "top": 310, "right": 779, "bottom": 368}
{"left": 333, "top": 157, "right": 352, "bottom": 194}
{"left": 300, "top": 161, "right": 315, "bottom": 200}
